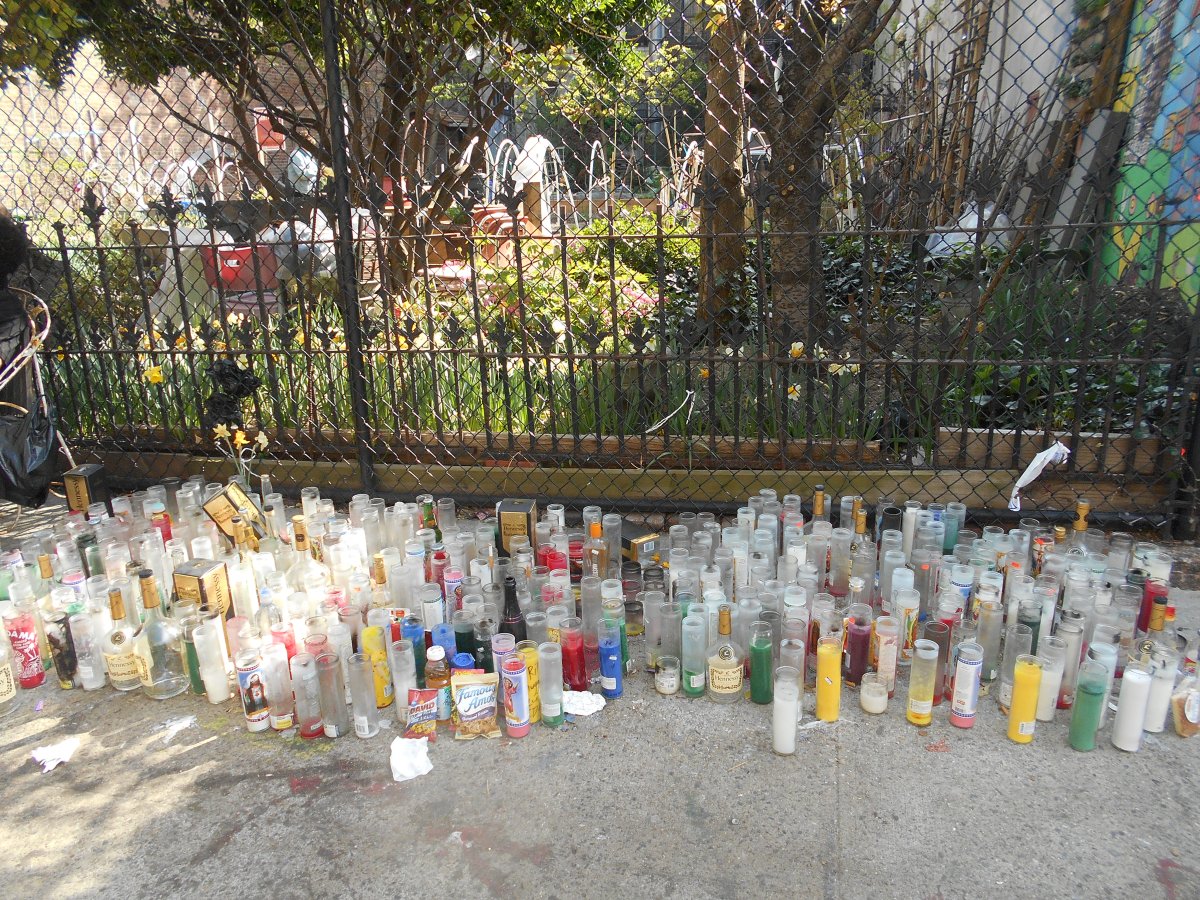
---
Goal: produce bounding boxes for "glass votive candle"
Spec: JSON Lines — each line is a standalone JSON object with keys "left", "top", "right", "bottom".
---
{"left": 860, "top": 673, "right": 889, "bottom": 714}
{"left": 655, "top": 656, "right": 680, "bottom": 695}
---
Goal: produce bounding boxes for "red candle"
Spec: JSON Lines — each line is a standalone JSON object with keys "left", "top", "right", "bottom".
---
{"left": 560, "top": 619, "right": 588, "bottom": 691}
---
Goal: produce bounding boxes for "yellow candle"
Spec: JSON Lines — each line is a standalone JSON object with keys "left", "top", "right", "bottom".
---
{"left": 1007, "top": 654, "right": 1042, "bottom": 743}
{"left": 816, "top": 635, "right": 841, "bottom": 722}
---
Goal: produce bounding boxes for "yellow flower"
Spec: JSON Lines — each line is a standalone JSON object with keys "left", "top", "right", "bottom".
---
{"left": 213, "top": 423, "right": 231, "bottom": 440}
{"left": 142, "top": 366, "right": 164, "bottom": 384}
{"left": 828, "top": 363, "right": 844, "bottom": 375}
{"left": 787, "top": 384, "right": 802, "bottom": 400}
{"left": 699, "top": 367, "right": 710, "bottom": 379}
{"left": 255, "top": 431, "right": 269, "bottom": 450}
{"left": 233, "top": 430, "right": 249, "bottom": 449}
{"left": 789, "top": 341, "right": 805, "bottom": 358}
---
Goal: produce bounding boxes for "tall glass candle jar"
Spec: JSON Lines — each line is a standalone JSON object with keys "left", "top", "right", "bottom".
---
{"left": 1035, "top": 635, "right": 1067, "bottom": 722}
{"left": 949, "top": 640, "right": 983, "bottom": 728}
{"left": 749, "top": 621, "right": 774, "bottom": 704}
{"left": 815, "top": 634, "right": 841, "bottom": 722}
{"left": 1068, "top": 660, "right": 1107, "bottom": 751}
{"left": 1111, "top": 663, "right": 1152, "bottom": 752}
{"left": 316, "top": 651, "right": 350, "bottom": 738}
{"left": 1007, "top": 654, "right": 1042, "bottom": 744}
{"left": 538, "top": 641, "right": 565, "bottom": 726}
{"left": 1144, "top": 646, "right": 1178, "bottom": 733}
{"left": 772, "top": 666, "right": 801, "bottom": 754}
{"left": 922, "top": 620, "right": 951, "bottom": 704}
{"left": 560, "top": 617, "right": 588, "bottom": 692}
{"left": 844, "top": 604, "right": 872, "bottom": 686}
{"left": 906, "top": 639, "right": 938, "bottom": 725}
{"left": 997, "top": 623, "right": 1033, "bottom": 713}
{"left": 874, "top": 615, "right": 900, "bottom": 697}
{"left": 349, "top": 653, "right": 381, "bottom": 738}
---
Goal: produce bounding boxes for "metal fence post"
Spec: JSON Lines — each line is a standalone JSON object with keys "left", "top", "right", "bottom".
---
{"left": 319, "top": 0, "right": 376, "bottom": 494}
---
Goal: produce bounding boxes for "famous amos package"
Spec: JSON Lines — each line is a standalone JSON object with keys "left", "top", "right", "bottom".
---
{"left": 451, "top": 672, "right": 501, "bottom": 740}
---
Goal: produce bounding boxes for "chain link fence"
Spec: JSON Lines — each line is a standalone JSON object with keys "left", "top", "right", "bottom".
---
{"left": 2, "top": 0, "right": 1198, "bottom": 529}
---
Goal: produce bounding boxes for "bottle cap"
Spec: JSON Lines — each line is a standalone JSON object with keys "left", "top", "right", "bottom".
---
{"left": 427, "top": 645, "right": 446, "bottom": 662}
{"left": 451, "top": 652, "right": 475, "bottom": 669}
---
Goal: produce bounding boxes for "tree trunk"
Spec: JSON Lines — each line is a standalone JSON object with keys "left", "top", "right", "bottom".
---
{"left": 698, "top": 14, "right": 747, "bottom": 327}
{"left": 769, "top": 122, "right": 829, "bottom": 346}
{"left": 768, "top": 31, "right": 834, "bottom": 346}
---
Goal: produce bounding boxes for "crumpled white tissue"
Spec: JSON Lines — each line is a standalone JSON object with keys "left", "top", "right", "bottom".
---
{"left": 389, "top": 736, "right": 433, "bottom": 782}
{"left": 1009, "top": 441, "right": 1071, "bottom": 511}
{"left": 563, "top": 691, "right": 606, "bottom": 716}
{"left": 31, "top": 736, "right": 80, "bottom": 773}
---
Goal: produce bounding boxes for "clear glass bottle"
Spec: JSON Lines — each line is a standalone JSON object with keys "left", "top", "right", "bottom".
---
{"left": 287, "top": 514, "right": 330, "bottom": 593}
{"left": 132, "top": 570, "right": 188, "bottom": 699}
{"left": 705, "top": 604, "right": 743, "bottom": 703}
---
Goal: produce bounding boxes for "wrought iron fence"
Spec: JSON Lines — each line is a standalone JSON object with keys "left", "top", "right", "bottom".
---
{"left": 2, "top": 0, "right": 1198, "bottom": 530}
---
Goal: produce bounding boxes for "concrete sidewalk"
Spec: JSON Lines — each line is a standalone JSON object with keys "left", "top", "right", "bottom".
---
{"left": 1, "top": 604, "right": 1198, "bottom": 899}
{"left": 0, "top": 500, "right": 1197, "bottom": 898}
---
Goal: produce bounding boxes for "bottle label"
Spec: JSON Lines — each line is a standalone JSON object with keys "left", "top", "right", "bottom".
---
{"left": 354, "top": 714, "right": 371, "bottom": 737}
{"left": 951, "top": 657, "right": 982, "bottom": 718}
{"left": 271, "top": 712, "right": 295, "bottom": 731}
{"left": 908, "top": 698, "right": 932, "bottom": 715}
{"left": 707, "top": 664, "right": 743, "bottom": 694}
{"left": 104, "top": 651, "right": 140, "bottom": 681}
{"left": 135, "top": 651, "right": 152, "bottom": 686}
{"left": 689, "top": 673, "right": 705, "bottom": 689}
{"left": 1019, "top": 720, "right": 1036, "bottom": 736}
{"left": 601, "top": 675, "right": 617, "bottom": 690}
{"left": 77, "top": 665, "right": 95, "bottom": 684}
{"left": 0, "top": 663, "right": 14, "bottom": 702}
{"left": 547, "top": 627, "right": 560, "bottom": 643}
{"left": 542, "top": 700, "right": 562, "bottom": 718}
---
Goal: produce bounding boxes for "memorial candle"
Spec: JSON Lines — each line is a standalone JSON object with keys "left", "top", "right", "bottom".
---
{"left": 1007, "top": 654, "right": 1042, "bottom": 744}
{"left": 844, "top": 604, "right": 872, "bottom": 686}
{"left": 815, "top": 634, "right": 841, "bottom": 722}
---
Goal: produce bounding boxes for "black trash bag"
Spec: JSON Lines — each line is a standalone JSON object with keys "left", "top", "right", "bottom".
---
{"left": 0, "top": 293, "right": 58, "bottom": 508}
{"left": 0, "top": 403, "right": 56, "bottom": 508}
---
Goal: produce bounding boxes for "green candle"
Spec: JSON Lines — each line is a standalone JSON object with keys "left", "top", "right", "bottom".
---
{"left": 1068, "top": 662, "right": 1107, "bottom": 751}
{"left": 749, "top": 636, "right": 773, "bottom": 704}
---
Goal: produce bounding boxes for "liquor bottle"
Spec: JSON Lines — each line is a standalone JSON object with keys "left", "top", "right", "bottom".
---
{"left": 287, "top": 515, "right": 330, "bottom": 593}
{"left": 102, "top": 583, "right": 142, "bottom": 691}
{"left": 499, "top": 575, "right": 527, "bottom": 643}
{"left": 705, "top": 603, "right": 743, "bottom": 703}
{"left": 583, "top": 521, "right": 607, "bottom": 580}
{"left": 2, "top": 587, "right": 44, "bottom": 689}
{"left": 803, "top": 485, "right": 828, "bottom": 534}
{"left": 850, "top": 507, "right": 869, "bottom": 557}
{"left": 132, "top": 569, "right": 188, "bottom": 699}
{"left": 1069, "top": 498, "right": 1090, "bottom": 552}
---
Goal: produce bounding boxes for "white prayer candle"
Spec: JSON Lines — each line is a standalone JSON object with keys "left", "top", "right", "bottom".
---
{"left": 1111, "top": 666, "right": 1152, "bottom": 752}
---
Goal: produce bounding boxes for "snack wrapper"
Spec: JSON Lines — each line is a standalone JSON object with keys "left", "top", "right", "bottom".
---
{"left": 451, "top": 672, "right": 501, "bottom": 740}
{"left": 404, "top": 688, "right": 439, "bottom": 741}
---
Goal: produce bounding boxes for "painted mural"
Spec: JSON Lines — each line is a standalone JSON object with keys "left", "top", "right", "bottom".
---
{"left": 1104, "top": 0, "right": 1200, "bottom": 306}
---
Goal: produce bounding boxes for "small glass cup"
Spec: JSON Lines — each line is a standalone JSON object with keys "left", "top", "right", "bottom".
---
{"left": 655, "top": 656, "right": 680, "bottom": 695}
{"left": 860, "top": 673, "right": 888, "bottom": 714}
